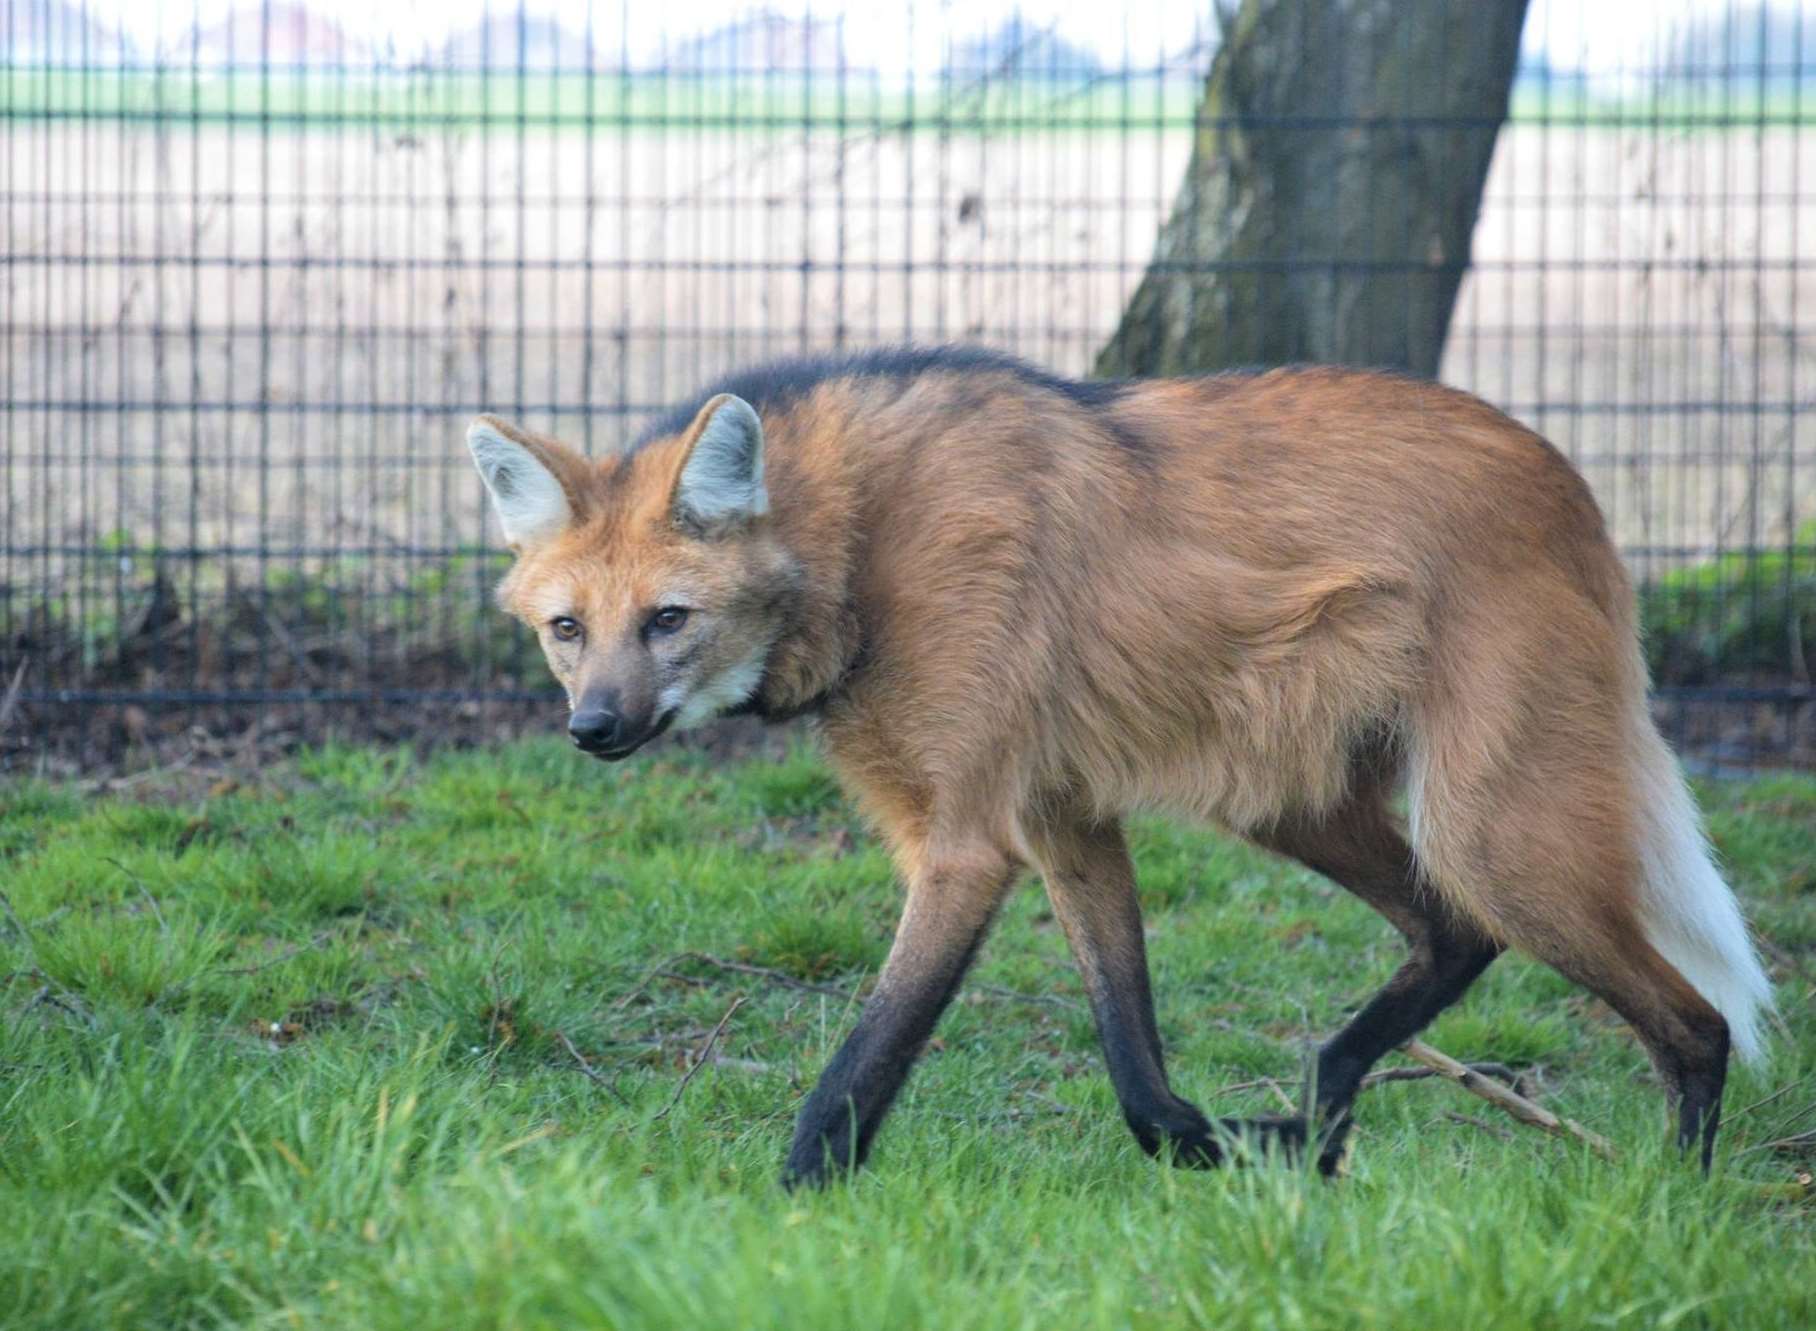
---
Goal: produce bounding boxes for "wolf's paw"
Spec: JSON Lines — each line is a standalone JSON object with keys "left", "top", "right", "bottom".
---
{"left": 1147, "top": 1113, "right": 1314, "bottom": 1169}
{"left": 1211, "top": 1114, "right": 1312, "bottom": 1167}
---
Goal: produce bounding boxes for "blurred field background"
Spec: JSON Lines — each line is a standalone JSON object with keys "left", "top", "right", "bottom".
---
{"left": 2, "top": 1, "right": 1813, "bottom": 765}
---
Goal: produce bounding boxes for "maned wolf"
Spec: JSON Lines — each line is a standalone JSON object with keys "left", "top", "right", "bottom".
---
{"left": 467, "top": 345, "right": 1771, "bottom": 1186}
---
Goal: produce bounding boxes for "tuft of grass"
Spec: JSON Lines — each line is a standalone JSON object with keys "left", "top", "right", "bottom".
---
{"left": 2, "top": 738, "right": 1814, "bottom": 1329}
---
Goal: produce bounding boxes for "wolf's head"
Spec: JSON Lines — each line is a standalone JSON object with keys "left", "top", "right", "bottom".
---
{"left": 467, "top": 395, "right": 801, "bottom": 760}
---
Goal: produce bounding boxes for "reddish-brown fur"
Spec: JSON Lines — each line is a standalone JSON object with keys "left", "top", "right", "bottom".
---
{"left": 475, "top": 351, "right": 1761, "bottom": 1183}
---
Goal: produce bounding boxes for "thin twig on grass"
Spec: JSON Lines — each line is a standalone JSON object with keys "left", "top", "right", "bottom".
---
{"left": 1401, "top": 1038, "right": 1617, "bottom": 1159}
{"left": 1214, "top": 1074, "right": 1294, "bottom": 1098}
{"left": 1264, "top": 1079, "right": 1299, "bottom": 1115}
{"left": 1217, "top": 1061, "right": 1529, "bottom": 1113}
{"left": 1361, "top": 1061, "right": 1524, "bottom": 1092}
{"left": 4, "top": 891, "right": 93, "bottom": 1024}
{"left": 1736, "top": 1096, "right": 1816, "bottom": 1156}
{"left": 1767, "top": 1095, "right": 1816, "bottom": 1137}
{"left": 651, "top": 995, "right": 746, "bottom": 1122}
{"left": 556, "top": 1029, "right": 610, "bottom": 1086}
{"left": 480, "top": 927, "right": 517, "bottom": 1057}
{"left": 225, "top": 932, "right": 333, "bottom": 976}
{"left": 669, "top": 952, "right": 853, "bottom": 999}
{"left": 1738, "top": 1128, "right": 1816, "bottom": 1158}
{"left": 1364, "top": 1061, "right": 1516, "bottom": 1087}
{"left": 612, "top": 1035, "right": 774, "bottom": 1075}
{"left": 557, "top": 1029, "right": 631, "bottom": 1107}
{"left": 24, "top": 984, "right": 93, "bottom": 1025}
{"left": 1443, "top": 1111, "right": 1515, "bottom": 1143}
{"left": 0, "top": 889, "right": 37, "bottom": 950}
{"left": 1729, "top": 1075, "right": 1810, "bottom": 1123}
{"left": 971, "top": 983, "right": 1086, "bottom": 1012}
{"left": 608, "top": 957, "right": 671, "bottom": 1011}
{"left": 613, "top": 1028, "right": 712, "bottom": 1047}
{"left": 104, "top": 858, "right": 168, "bottom": 933}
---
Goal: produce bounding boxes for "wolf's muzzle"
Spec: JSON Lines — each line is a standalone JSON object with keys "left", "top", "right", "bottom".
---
{"left": 569, "top": 704, "right": 675, "bottom": 761}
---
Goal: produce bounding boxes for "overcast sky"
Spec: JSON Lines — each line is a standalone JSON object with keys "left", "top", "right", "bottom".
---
{"left": 75, "top": 0, "right": 1749, "bottom": 75}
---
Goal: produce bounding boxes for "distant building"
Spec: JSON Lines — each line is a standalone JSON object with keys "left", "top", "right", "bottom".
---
{"left": 183, "top": 3, "right": 374, "bottom": 69}
{"left": 2, "top": 0, "right": 131, "bottom": 66}
{"left": 440, "top": 13, "right": 608, "bottom": 73}
{"left": 666, "top": 8, "right": 852, "bottom": 75}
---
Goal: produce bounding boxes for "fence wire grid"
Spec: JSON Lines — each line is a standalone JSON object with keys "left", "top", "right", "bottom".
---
{"left": 3, "top": 0, "right": 1814, "bottom": 770}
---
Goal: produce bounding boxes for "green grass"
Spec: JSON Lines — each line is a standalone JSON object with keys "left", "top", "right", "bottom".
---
{"left": 2, "top": 739, "right": 1814, "bottom": 1329}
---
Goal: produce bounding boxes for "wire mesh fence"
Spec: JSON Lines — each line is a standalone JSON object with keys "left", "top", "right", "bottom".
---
{"left": 3, "top": 1, "right": 1813, "bottom": 770}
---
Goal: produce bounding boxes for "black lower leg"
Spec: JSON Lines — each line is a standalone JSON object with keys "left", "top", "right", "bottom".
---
{"left": 1682, "top": 1090, "right": 1724, "bottom": 1172}
{"left": 783, "top": 962, "right": 972, "bottom": 1185}
{"left": 1538, "top": 942, "right": 1733, "bottom": 1175}
{"left": 783, "top": 848, "right": 1013, "bottom": 1189}
{"left": 1027, "top": 816, "right": 1216, "bottom": 1165}
{"left": 1029, "top": 814, "right": 1311, "bottom": 1168}
{"left": 1309, "top": 929, "right": 1501, "bottom": 1173}
{"left": 1089, "top": 984, "right": 1222, "bottom": 1165}
{"left": 1247, "top": 800, "right": 1504, "bottom": 1175}
{"left": 1667, "top": 1015, "right": 1730, "bottom": 1172}
{"left": 1090, "top": 982, "right": 1313, "bottom": 1167}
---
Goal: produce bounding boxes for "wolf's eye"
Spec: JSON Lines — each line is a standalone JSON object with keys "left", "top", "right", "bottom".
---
{"left": 648, "top": 606, "right": 689, "bottom": 636}
{"left": 550, "top": 616, "right": 582, "bottom": 642}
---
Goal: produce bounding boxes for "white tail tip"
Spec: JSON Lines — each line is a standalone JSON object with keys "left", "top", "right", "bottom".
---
{"left": 1635, "top": 737, "right": 1774, "bottom": 1064}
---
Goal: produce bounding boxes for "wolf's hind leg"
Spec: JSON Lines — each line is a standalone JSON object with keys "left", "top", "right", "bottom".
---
{"left": 1415, "top": 733, "right": 1733, "bottom": 1169}
{"left": 1251, "top": 797, "right": 1501, "bottom": 1173}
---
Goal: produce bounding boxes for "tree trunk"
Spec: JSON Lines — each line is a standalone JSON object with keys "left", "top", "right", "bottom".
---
{"left": 1097, "top": 0, "right": 1530, "bottom": 380}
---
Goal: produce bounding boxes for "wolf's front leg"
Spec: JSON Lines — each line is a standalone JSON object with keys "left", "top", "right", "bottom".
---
{"left": 783, "top": 841, "right": 1016, "bottom": 1189}
{"left": 1025, "top": 809, "right": 1305, "bottom": 1167}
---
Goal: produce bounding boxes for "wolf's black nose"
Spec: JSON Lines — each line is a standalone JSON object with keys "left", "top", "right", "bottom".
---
{"left": 568, "top": 706, "right": 624, "bottom": 753}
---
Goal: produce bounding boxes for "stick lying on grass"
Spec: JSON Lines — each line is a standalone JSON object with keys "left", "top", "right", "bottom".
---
{"left": 1400, "top": 1039, "right": 1618, "bottom": 1160}
{"left": 1362, "top": 1060, "right": 1523, "bottom": 1093}
{"left": 557, "top": 1029, "right": 628, "bottom": 1105}
{"left": 652, "top": 995, "right": 747, "bottom": 1123}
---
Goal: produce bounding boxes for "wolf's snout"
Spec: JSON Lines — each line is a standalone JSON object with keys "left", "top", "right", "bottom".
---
{"left": 569, "top": 701, "right": 627, "bottom": 754}
{"left": 569, "top": 689, "right": 672, "bottom": 760}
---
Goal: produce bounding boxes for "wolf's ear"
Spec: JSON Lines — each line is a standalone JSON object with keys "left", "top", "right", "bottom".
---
{"left": 671, "top": 394, "right": 767, "bottom": 536}
{"left": 467, "top": 416, "right": 585, "bottom": 549}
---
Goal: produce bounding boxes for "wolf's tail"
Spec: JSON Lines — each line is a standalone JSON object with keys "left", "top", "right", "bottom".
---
{"left": 1628, "top": 718, "right": 1774, "bottom": 1063}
